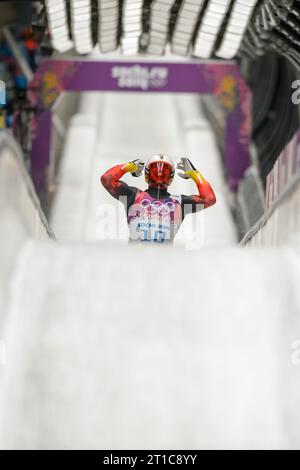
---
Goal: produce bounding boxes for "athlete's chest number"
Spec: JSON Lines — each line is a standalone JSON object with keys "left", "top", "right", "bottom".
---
{"left": 140, "top": 228, "right": 166, "bottom": 243}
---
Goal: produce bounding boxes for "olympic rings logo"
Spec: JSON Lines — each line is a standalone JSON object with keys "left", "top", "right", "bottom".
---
{"left": 140, "top": 199, "right": 176, "bottom": 215}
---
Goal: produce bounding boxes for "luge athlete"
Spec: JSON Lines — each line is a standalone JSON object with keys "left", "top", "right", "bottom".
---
{"left": 101, "top": 155, "right": 216, "bottom": 243}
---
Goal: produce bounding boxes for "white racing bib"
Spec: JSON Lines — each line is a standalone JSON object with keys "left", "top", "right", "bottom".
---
{"left": 127, "top": 191, "right": 182, "bottom": 243}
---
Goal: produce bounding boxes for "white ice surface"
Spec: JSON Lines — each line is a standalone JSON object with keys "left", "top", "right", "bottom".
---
{"left": 1, "top": 240, "right": 300, "bottom": 449}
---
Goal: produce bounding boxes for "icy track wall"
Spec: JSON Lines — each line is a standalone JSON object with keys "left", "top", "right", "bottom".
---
{"left": 0, "top": 131, "right": 54, "bottom": 241}
{"left": 243, "top": 131, "right": 300, "bottom": 247}
{"left": 0, "top": 131, "right": 54, "bottom": 323}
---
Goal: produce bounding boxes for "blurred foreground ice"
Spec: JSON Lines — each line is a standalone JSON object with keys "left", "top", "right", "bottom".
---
{"left": 0, "top": 240, "right": 300, "bottom": 449}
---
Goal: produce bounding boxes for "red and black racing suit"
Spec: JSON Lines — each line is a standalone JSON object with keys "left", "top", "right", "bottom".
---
{"left": 101, "top": 164, "right": 216, "bottom": 243}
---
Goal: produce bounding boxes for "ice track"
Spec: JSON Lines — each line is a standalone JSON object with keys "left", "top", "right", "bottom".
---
{"left": 1, "top": 95, "right": 300, "bottom": 449}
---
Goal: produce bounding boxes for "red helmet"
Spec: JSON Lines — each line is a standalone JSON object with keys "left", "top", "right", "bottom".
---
{"left": 144, "top": 154, "right": 175, "bottom": 188}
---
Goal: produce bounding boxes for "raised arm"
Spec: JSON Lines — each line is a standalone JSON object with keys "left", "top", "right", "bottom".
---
{"left": 101, "top": 160, "right": 144, "bottom": 206}
{"left": 177, "top": 158, "right": 216, "bottom": 215}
